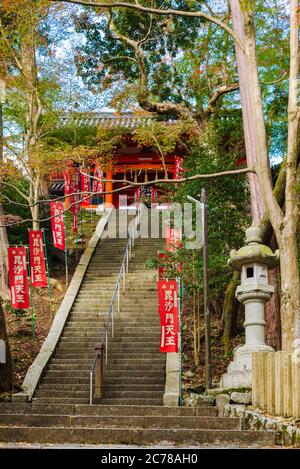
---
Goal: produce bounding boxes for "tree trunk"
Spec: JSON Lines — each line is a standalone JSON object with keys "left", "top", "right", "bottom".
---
{"left": 31, "top": 184, "right": 40, "bottom": 231}
{"left": 265, "top": 236, "right": 281, "bottom": 350}
{"left": 230, "top": 0, "right": 265, "bottom": 225}
{"left": 222, "top": 270, "right": 240, "bottom": 354}
{"left": 232, "top": 1, "right": 299, "bottom": 352}
{"left": 0, "top": 102, "right": 9, "bottom": 298}
{"left": 279, "top": 225, "right": 300, "bottom": 352}
{"left": 0, "top": 301, "right": 13, "bottom": 393}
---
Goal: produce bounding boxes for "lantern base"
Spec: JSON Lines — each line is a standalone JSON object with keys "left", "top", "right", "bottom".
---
{"left": 220, "top": 343, "right": 274, "bottom": 390}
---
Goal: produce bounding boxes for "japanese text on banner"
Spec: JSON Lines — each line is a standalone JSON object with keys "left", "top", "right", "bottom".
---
{"left": 50, "top": 201, "right": 66, "bottom": 251}
{"left": 28, "top": 230, "right": 48, "bottom": 287}
{"left": 158, "top": 280, "right": 179, "bottom": 353}
{"left": 8, "top": 247, "right": 30, "bottom": 309}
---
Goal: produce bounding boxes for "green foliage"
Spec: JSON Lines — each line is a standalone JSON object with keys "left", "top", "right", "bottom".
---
{"left": 174, "top": 116, "right": 250, "bottom": 297}
{"left": 1, "top": 181, "right": 31, "bottom": 245}
{"left": 2, "top": 300, "right": 27, "bottom": 320}
{"left": 72, "top": 2, "right": 236, "bottom": 112}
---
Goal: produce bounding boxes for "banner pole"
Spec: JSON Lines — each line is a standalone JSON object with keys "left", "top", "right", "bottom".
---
{"left": 26, "top": 245, "right": 35, "bottom": 337}
{"left": 178, "top": 276, "right": 183, "bottom": 406}
{"left": 64, "top": 208, "right": 68, "bottom": 287}
{"left": 75, "top": 232, "right": 78, "bottom": 265}
{"left": 42, "top": 229, "right": 53, "bottom": 317}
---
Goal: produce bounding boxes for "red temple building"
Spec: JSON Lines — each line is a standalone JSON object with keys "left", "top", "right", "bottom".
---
{"left": 50, "top": 112, "right": 186, "bottom": 208}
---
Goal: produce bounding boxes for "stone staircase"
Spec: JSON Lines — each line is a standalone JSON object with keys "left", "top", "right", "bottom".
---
{"left": 33, "top": 214, "right": 165, "bottom": 406}
{"left": 0, "top": 209, "right": 283, "bottom": 447}
{"left": 0, "top": 401, "right": 282, "bottom": 446}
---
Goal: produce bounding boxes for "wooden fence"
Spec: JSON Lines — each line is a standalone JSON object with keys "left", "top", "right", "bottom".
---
{"left": 252, "top": 351, "right": 300, "bottom": 418}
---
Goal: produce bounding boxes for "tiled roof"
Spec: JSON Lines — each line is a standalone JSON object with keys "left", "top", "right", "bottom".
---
{"left": 58, "top": 112, "right": 175, "bottom": 129}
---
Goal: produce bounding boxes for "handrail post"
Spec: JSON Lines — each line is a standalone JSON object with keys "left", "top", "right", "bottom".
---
{"left": 89, "top": 371, "right": 93, "bottom": 405}
{"left": 94, "top": 343, "right": 104, "bottom": 400}
{"left": 122, "top": 264, "right": 126, "bottom": 292}
{"left": 117, "top": 285, "right": 120, "bottom": 314}
{"left": 112, "top": 305, "right": 114, "bottom": 338}
{"left": 105, "top": 330, "right": 108, "bottom": 365}
{"left": 126, "top": 250, "right": 129, "bottom": 273}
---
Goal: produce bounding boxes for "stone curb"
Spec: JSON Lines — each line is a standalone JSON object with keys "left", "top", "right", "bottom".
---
{"left": 222, "top": 403, "right": 300, "bottom": 447}
{"left": 12, "top": 209, "right": 113, "bottom": 403}
{"left": 163, "top": 353, "right": 179, "bottom": 406}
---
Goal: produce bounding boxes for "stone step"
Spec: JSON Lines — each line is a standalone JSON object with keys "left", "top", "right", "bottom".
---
{"left": 87, "top": 264, "right": 152, "bottom": 270}
{"left": 64, "top": 325, "right": 160, "bottom": 331}
{"left": 57, "top": 337, "right": 160, "bottom": 346}
{"left": 94, "top": 398, "right": 163, "bottom": 406}
{"left": 57, "top": 339, "right": 160, "bottom": 347}
{"left": 68, "top": 314, "right": 159, "bottom": 321}
{"left": 50, "top": 357, "right": 164, "bottom": 364}
{"left": 0, "top": 426, "right": 279, "bottom": 446}
{"left": 76, "top": 294, "right": 157, "bottom": 299}
{"left": 43, "top": 377, "right": 91, "bottom": 385}
{"left": 0, "top": 414, "right": 241, "bottom": 430}
{"left": 67, "top": 315, "right": 159, "bottom": 321}
{"left": 39, "top": 384, "right": 164, "bottom": 393}
{"left": 42, "top": 373, "right": 165, "bottom": 389}
{"left": 0, "top": 403, "right": 215, "bottom": 417}
{"left": 48, "top": 364, "right": 164, "bottom": 371}
{"left": 73, "top": 299, "right": 158, "bottom": 305}
{"left": 46, "top": 370, "right": 165, "bottom": 379}
{"left": 36, "top": 390, "right": 90, "bottom": 398}
{"left": 53, "top": 350, "right": 165, "bottom": 365}
{"left": 54, "top": 352, "right": 161, "bottom": 359}
{"left": 55, "top": 347, "right": 160, "bottom": 355}
{"left": 31, "top": 398, "right": 89, "bottom": 404}
{"left": 70, "top": 306, "right": 158, "bottom": 312}
{"left": 80, "top": 285, "right": 157, "bottom": 290}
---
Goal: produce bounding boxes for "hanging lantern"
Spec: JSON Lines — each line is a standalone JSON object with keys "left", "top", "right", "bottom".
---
{"left": 123, "top": 170, "right": 127, "bottom": 181}
{"left": 145, "top": 171, "right": 148, "bottom": 183}
{"left": 134, "top": 171, "right": 138, "bottom": 183}
{"left": 155, "top": 170, "right": 158, "bottom": 181}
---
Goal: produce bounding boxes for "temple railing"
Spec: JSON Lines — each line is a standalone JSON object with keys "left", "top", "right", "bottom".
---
{"left": 89, "top": 205, "right": 144, "bottom": 404}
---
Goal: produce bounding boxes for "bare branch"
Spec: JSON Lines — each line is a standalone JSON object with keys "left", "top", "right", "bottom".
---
{"left": 1, "top": 182, "right": 30, "bottom": 202}
{"left": 83, "top": 166, "right": 255, "bottom": 187}
{"left": 202, "top": 82, "right": 240, "bottom": 119}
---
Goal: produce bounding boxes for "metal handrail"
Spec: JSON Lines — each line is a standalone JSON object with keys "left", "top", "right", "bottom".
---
{"left": 89, "top": 205, "right": 144, "bottom": 404}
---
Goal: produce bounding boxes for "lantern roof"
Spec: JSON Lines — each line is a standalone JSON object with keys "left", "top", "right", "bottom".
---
{"left": 229, "top": 226, "right": 279, "bottom": 271}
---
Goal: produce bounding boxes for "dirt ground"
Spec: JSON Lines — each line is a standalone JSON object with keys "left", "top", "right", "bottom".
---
{"left": 3, "top": 270, "right": 71, "bottom": 395}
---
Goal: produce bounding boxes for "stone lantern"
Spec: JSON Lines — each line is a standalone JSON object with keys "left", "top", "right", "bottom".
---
{"left": 221, "top": 226, "right": 279, "bottom": 389}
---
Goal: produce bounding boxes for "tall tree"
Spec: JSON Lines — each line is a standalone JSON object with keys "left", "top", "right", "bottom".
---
{"left": 0, "top": 0, "right": 61, "bottom": 229}
{"left": 0, "top": 73, "right": 9, "bottom": 298}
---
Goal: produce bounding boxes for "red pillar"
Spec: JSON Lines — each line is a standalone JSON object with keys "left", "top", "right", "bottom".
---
{"left": 105, "top": 168, "right": 113, "bottom": 206}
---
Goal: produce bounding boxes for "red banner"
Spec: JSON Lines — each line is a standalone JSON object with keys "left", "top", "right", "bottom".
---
{"left": 28, "top": 230, "right": 47, "bottom": 287}
{"left": 158, "top": 280, "right": 179, "bottom": 353}
{"left": 80, "top": 170, "right": 91, "bottom": 206}
{"left": 70, "top": 172, "right": 80, "bottom": 213}
{"left": 8, "top": 247, "right": 30, "bottom": 309}
{"left": 63, "top": 170, "right": 71, "bottom": 200}
{"left": 166, "top": 227, "right": 182, "bottom": 253}
{"left": 93, "top": 163, "right": 103, "bottom": 194}
{"left": 50, "top": 201, "right": 66, "bottom": 250}
{"left": 174, "top": 156, "right": 183, "bottom": 180}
